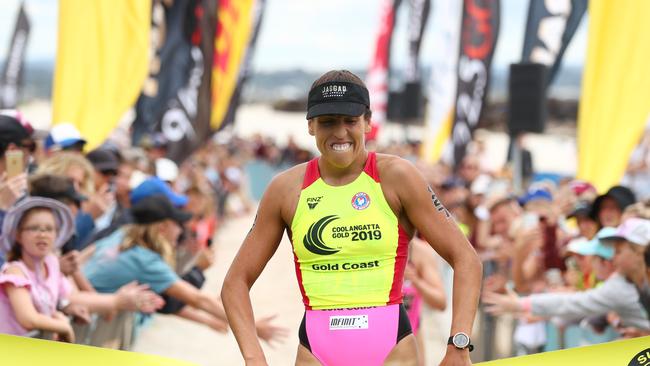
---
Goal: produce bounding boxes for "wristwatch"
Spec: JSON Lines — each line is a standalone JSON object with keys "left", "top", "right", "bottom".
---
{"left": 448, "top": 332, "right": 474, "bottom": 352}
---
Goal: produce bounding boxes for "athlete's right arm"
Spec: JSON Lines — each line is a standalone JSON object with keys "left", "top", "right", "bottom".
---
{"left": 221, "top": 172, "right": 293, "bottom": 365}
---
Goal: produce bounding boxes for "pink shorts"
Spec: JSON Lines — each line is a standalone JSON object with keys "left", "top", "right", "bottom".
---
{"left": 298, "top": 304, "right": 412, "bottom": 366}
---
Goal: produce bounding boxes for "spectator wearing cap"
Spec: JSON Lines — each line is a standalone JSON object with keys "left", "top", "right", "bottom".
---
{"left": 43, "top": 123, "right": 84, "bottom": 155}
{"left": 513, "top": 188, "right": 568, "bottom": 293}
{"left": 484, "top": 218, "right": 650, "bottom": 332}
{"left": 591, "top": 185, "right": 637, "bottom": 228}
{"left": 138, "top": 133, "right": 168, "bottom": 173}
{"left": 44, "top": 123, "right": 87, "bottom": 154}
{"left": 154, "top": 158, "right": 179, "bottom": 184}
{"left": 130, "top": 176, "right": 188, "bottom": 207}
{"left": 79, "top": 176, "right": 192, "bottom": 258}
{"left": 565, "top": 227, "right": 617, "bottom": 290}
{"left": 82, "top": 195, "right": 287, "bottom": 341}
{"left": 581, "top": 227, "right": 617, "bottom": 283}
{"left": 568, "top": 200, "right": 599, "bottom": 241}
{"left": 565, "top": 238, "right": 597, "bottom": 290}
{"left": 86, "top": 148, "right": 120, "bottom": 192}
{"left": 85, "top": 148, "right": 123, "bottom": 245}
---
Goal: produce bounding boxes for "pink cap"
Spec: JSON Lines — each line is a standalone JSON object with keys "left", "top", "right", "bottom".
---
{"left": 601, "top": 218, "right": 650, "bottom": 247}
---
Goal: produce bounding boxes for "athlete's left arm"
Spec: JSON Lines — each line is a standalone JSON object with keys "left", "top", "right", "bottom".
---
{"left": 384, "top": 158, "right": 482, "bottom": 361}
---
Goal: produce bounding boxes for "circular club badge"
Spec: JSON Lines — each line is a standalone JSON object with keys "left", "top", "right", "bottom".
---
{"left": 351, "top": 192, "right": 371, "bottom": 210}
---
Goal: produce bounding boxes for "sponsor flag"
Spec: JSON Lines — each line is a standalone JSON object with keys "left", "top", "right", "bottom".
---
{"left": 163, "top": 0, "right": 217, "bottom": 162}
{"left": 211, "top": 0, "right": 256, "bottom": 130}
{"left": 422, "top": 0, "right": 463, "bottom": 163}
{"left": 0, "top": 2, "right": 30, "bottom": 109}
{"left": 131, "top": 0, "right": 200, "bottom": 146}
{"left": 521, "top": 0, "right": 587, "bottom": 85}
{"left": 132, "top": 0, "right": 216, "bottom": 163}
{"left": 52, "top": 0, "right": 151, "bottom": 150}
{"left": 218, "top": 0, "right": 266, "bottom": 130}
{"left": 450, "top": 0, "right": 500, "bottom": 166}
{"left": 365, "top": 0, "right": 401, "bottom": 141}
{"left": 577, "top": 1, "right": 650, "bottom": 192}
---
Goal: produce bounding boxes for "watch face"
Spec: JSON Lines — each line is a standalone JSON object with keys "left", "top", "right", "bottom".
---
{"left": 453, "top": 333, "right": 469, "bottom": 348}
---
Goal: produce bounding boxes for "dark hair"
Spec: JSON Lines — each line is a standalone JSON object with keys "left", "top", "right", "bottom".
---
{"left": 310, "top": 70, "right": 372, "bottom": 121}
{"left": 7, "top": 207, "right": 54, "bottom": 262}
{"left": 645, "top": 245, "right": 650, "bottom": 267}
{"left": 29, "top": 174, "right": 79, "bottom": 207}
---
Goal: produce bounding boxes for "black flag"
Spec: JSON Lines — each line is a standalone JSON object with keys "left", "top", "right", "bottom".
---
{"left": 521, "top": 0, "right": 587, "bottom": 85}
{"left": 451, "top": 0, "right": 500, "bottom": 166}
{"left": 0, "top": 2, "right": 30, "bottom": 109}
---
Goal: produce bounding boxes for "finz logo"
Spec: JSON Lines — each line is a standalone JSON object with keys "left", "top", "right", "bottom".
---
{"left": 303, "top": 215, "right": 340, "bottom": 255}
{"left": 321, "top": 84, "right": 347, "bottom": 98}
{"left": 351, "top": 192, "right": 370, "bottom": 210}
{"left": 307, "top": 196, "right": 322, "bottom": 210}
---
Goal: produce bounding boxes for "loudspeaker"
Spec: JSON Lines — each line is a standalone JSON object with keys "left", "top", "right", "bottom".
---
{"left": 508, "top": 63, "right": 548, "bottom": 135}
{"left": 386, "top": 81, "right": 424, "bottom": 125}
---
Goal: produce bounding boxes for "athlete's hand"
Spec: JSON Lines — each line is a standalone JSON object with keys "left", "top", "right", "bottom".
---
{"left": 255, "top": 315, "right": 289, "bottom": 347}
{"left": 439, "top": 346, "right": 472, "bottom": 365}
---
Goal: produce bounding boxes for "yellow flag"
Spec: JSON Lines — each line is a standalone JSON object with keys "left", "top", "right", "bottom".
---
{"left": 52, "top": 0, "right": 151, "bottom": 150}
{"left": 211, "top": 0, "right": 255, "bottom": 130}
{"left": 577, "top": 1, "right": 650, "bottom": 192}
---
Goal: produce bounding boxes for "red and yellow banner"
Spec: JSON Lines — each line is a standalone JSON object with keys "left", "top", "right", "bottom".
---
{"left": 211, "top": 0, "right": 256, "bottom": 130}
{"left": 52, "top": 0, "right": 151, "bottom": 150}
{"left": 577, "top": 1, "right": 650, "bottom": 192}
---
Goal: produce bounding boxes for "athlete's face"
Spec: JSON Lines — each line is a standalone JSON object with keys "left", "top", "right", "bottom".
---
{"left": 309, "top": 114, "right": 370, "bottom": 168}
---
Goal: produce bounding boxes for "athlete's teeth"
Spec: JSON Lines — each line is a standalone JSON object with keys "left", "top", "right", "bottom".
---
{"left": 333, "top": 143, "right": 351, "bottom": 151}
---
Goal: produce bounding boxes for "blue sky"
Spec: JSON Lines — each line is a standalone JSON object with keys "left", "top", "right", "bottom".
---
{"left": 0, "top": 0, "right": 587, "bottom": 72}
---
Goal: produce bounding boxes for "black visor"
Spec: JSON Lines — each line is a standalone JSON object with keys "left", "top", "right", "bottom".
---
{"left": 306, "top": 81, "right": 370, "bottom": 119}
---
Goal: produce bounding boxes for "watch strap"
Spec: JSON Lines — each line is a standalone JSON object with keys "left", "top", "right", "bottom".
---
{"left": 447, "top": 335, "right": 474, "bottom": 352}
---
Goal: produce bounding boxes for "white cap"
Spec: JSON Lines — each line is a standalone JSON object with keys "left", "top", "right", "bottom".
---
{"left": 155, "top": 158, "right": 179, "bottom": 182}
{"left": 45, "top": 122, "right": 86, "bottom": 150}
{"left": 128, "top": 170, "right": 148, "bottom": 190}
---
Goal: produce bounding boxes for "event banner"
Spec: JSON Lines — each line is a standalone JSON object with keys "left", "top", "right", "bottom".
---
{"left": 52, "top": 0, "right": 151, "bottom": 150}
{"left": 162, "top": 0, "right": 218, "bottom": 162}
{"left": 365, "top": 0, "right": 401, "bottom": 141}
{"left": 218, "top": 0, "right": 266, "bottom": 131}
{"left": 422, "top": 0, "right": 462, "bottom": 163}
{"left": 131, "top": 0, "right": 202, "bottom": 147}
{"left": 521, "top": 0, "right": 587, "bottom": 85}
{"left": 210, "top": 0, "right": 256, "bottom": 130}
{"left": 450, "top": 0, "right": 500, "bottom": 166}
{"left": 477, "top": 336, "right": 650, "bottom": 366}
{"left": 577, "top": 1, "right": 650, "bottom": 192}
{"left": 0, "top": 334, "right": 197, "bottom": 366}
{"left": 0, "top": 2, "right": 30, "bottom": 109}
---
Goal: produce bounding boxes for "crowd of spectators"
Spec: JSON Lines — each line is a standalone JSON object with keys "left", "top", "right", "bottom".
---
{"left": 0, "top": 112, "right": 288, "bottom": 349}
{"left": 1, "top": 108, "right": 649, "bottom": 359}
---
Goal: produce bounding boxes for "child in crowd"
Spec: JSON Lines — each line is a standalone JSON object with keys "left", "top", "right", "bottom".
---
{"left": 0, "top": 197, "right": 163, "bottom": 341}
